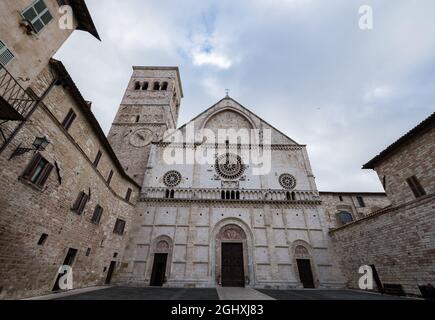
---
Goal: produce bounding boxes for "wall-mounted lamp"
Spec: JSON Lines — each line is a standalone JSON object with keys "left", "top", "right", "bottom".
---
{"left": 9, "top": 136, "right": 50, "bottom": 160}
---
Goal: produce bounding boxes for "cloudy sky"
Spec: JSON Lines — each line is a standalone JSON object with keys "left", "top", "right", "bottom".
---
{"left": 56, "top": 0, "right": 435, "bottom": 192}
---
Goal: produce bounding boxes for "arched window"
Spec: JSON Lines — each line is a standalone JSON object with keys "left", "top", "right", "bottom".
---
{"left": 338, "top": 211, "right": 354, "bottom": 225}
{"left": 134, "top": 81, "right": 141, "bottom": 90}
{"left": 226, "top": 191, "right": 230, "bottom": 200}
{"left": 165, "top": 190, "right": 170, "bottom": 199}
{"left": 221, "top": 191, "right": 225, "bottom": 200}
{"left": 170, "top": 190, "right": 175, "bottom": 199}
{"left": 291, "top": 192, "right": 296, "bottom": 201}
{"left": 286, "top": 192, "right": 291, "bottom": 201}
{"left": 231, "top": 191, "right": 235, "bottom": 200}
{"left": 142, "top": 82, "right": 149, "bottom": 90}
{"left": 153, "top": 82, "right": 160, "bottom": 90}
{"left": 161, "top": 82, "right": 168, "bottom": 91}
{"left": 236, "top": 191, "right": 240, "bottom": 200}
{"left": 136, "top": 115, "right": 140, "bottom": 123}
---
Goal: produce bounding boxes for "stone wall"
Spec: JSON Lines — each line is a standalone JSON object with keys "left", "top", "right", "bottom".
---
{"left": 0, "top": 64, "right": 139, "bottom": 299}
{"left": 320, "top": 192, "right": 391, "bottom": 228}
{"left": 329, "top": 194, "right": 435, "bottom": 296}
{"left": 372, "top": 126, "right": 435, "bottom": 206}
{"left": 0, "top": 0, "right": 77, "bottom": 87}
{"left": 118, "top": 200, "right": 345, "bottom": 289}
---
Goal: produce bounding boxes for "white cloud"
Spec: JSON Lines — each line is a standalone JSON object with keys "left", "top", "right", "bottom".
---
{"left": 55, "top": 0, "right": 435, "bottom": 192}
{"left": 192, "top": 50, "right": 232, "bottom": 69}
{"left": 364, "top": 86, "right": 393, "bottom": 101}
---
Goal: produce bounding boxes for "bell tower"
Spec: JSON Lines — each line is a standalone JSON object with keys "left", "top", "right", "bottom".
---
{"left": 108, "top": 66, "right": 183, "bottom": 186}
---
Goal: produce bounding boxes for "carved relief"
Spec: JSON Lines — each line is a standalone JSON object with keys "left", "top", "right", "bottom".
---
{"left": 295, "top": 245, "right": 309, "bottom": 257}
{"left": 217, "top": 224, "right": 247, "bottom": 240}
{"left": 156, "top": 240, "right": 170, "bottom": 252}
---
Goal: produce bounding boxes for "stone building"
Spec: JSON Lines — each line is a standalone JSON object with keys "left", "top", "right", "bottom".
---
{"left": 109, "top": 68, "right": 345, "bottom": 289}
{"left": 0, "top": 1, "right": 140, "bottom": 299}
{"left": 1, "top": 0, "right": 434, "bottom": 300}
{"left": 0, "top": 0, "right": 99, "bottom": 87}
{"left": 319, "top": 192, "right": 390, "bottom": 229}
{"left": 330, "top": 112, "right": 435, "bottom": 296}
{"left": 108, "top": 67, "right": 183, "bottom": 186}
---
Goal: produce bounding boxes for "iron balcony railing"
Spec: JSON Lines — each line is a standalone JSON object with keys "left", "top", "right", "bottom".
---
{"left": 0, "top": 63, "right": 37, "bottom": 121}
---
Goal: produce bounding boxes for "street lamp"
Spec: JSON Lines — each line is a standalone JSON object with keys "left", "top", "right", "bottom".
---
{"left": 9, "top": 136, "right": 50, "bottom": 160}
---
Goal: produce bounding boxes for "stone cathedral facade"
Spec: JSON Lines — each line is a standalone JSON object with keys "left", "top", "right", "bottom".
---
{"left": 108, "top": 67, "right": 345, "bottom": 289}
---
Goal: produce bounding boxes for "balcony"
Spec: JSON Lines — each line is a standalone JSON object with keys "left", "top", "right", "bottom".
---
{"left": 0, "top": 65, "right": 36, "bottom": 120}
{"left": 0, "top": 65, "right": 37, "bottom": 149}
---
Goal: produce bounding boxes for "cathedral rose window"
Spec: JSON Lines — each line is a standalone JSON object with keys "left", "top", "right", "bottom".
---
{"left": 279, "top": 173, "right": 297, "bottom": 190}
{"left": 163, "top": 171, "right": 182, "bottom": 187}
{"left": 215, "top": 153, "right": 246, "bottom": 180}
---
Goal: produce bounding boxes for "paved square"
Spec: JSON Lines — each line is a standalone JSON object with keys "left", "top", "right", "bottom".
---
{"left": 51, "top": 287, "right": 411, "bottom": 300}
{"left": 257, "top": 289, "right": 410, "bottom": 300}
{"left": 55, "top": 287, "right": 220, "bottom": 300}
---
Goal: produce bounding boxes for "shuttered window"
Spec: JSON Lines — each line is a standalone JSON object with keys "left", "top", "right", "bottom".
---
{"left": 113, "top": 219, "right": 126, "bottom": 235}
{"left": 62, "top": 109, "right": 76, "bottom": 131}
{"left": 72, "top": 191, "right": 89, "bottom": 215}
{"left": 356, "top": 196, "right": 366, "bottom": 208}
{"left": 91, "top": 205, "right": 103, "bottom": 224}
{"left": 125, "top": 188, "right": 132, "bottom": 202}
{"left": 93, "top": 150, "right": 102, "bottom": 167}
{"left": 406, "top": 176, "right": 426, "bottom": 199}
{"left": 21, "top": 0, "right": 53, "bottom": 34}
{"left": 0, "top": 40, "right": 14, "bottom": 68}
{"left": 107, "top": 170, "right": 114, "bottom": 185}
{"left": 22, "top": 153, "right": 54, "bottom": 188}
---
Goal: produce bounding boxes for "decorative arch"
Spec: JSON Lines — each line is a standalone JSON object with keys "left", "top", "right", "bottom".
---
{"left": 146, "top": 235, "right": 174, "bottom": 283}
{"left": 290, "top": 240, "right": 319, "bottom": 288}
{"left": 211, "top": 218, "right": 255, "bottom": 287}
{"left": 202, "top": 107, "right": 257, "bottom": 130}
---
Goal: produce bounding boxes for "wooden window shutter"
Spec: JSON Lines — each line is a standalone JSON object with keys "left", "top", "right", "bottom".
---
{"left": 62, "top": 109, "right": 76, "bottom": 131}
{"left": 126, "top": 188, "right": 132, "bottom": 201}
{"left": 22, "top": 153, "right": 43, "bottom": 180}
{"left": 407, "top": 176, "right": 426, "bottom": 198}
{"left": 72, "top": 192, "right": 84, "bottom": 211}
{"left": 37, "top": 162, "right": 54, "bottom": 187}
{"left": 93, "top": 150, "right": 102, "bottom": 167}
{"left": 72, "top": 191, "right": 88, "bottom": 213}
{"left": 107, "top": 170, "right": 114, "bottom": 184}
{"left": 78, "top": 193, "right": 89, "bottom": 214}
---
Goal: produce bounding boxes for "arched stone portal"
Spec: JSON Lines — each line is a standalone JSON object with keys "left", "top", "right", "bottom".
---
{"left": 147, "top": 235, "right": 173, "bottom": 287}
{"left": 212, "top": 221, "right": 254, "bottom": 287}
{"left": 292, "top": 240, "right": 318, "bottom": 289}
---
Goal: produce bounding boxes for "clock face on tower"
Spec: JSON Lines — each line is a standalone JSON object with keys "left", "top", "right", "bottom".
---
{"left": 129, "top": 128, "right": 153, "bottom": 147}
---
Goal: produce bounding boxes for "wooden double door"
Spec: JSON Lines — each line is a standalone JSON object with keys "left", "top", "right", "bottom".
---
{"left": 221, "top": 243, "right": 245, "bottom": 287}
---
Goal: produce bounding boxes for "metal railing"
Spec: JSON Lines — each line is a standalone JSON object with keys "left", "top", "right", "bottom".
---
{"left": 0, "top": 64, "right": 37, "bottom": 120}
{"left": 0, "top": 64, "right": 38, "bottom": 150}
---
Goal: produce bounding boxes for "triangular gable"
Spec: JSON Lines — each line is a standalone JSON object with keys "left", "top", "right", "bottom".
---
{"left": 161, "top": 96, "right": 301, "bottom": 145}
